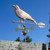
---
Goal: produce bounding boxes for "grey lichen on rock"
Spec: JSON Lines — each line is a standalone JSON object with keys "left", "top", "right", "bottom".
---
{"left": 0, "top": 40, "right": 48, "bottom": 50}
{"left": 18, "top": 44, "right": 23, "bottom": 50}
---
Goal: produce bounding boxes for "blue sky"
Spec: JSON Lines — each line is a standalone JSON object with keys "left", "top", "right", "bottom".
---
{"left": 0, "top": 0, "right": 50, "bottom": 44}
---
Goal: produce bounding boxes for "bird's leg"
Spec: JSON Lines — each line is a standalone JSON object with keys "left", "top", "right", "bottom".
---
{"left": 23, "top": 18, "right": 25, "bottom": 25}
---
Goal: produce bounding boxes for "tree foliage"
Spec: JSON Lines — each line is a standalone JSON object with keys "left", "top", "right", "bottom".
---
{"left": 15, "top": 36, "right": 32, "bottom": 42}
{"left": 15, "top": 37, "right": 21, "bottom": 42}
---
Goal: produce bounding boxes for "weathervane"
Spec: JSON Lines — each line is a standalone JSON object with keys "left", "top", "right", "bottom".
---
{"left": 12, "top": 5, "right": 45, "bottom": 28}
{"left": 12, "top": 5, "right": 45, "bottom": 42}
{"left": 15, "top": 24, "right": 34, "bottom": 32}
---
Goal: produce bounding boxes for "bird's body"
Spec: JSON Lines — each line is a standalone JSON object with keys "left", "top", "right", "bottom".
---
{"left": 12, "top": 5, "right": 45, "bottom": 28}
{"left": 12, "top": 5, "right": 37, "bottom": 24}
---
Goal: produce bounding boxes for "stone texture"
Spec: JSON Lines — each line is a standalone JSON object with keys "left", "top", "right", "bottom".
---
{"left": 0, "top": 40, "right": 48, "bottom": 50}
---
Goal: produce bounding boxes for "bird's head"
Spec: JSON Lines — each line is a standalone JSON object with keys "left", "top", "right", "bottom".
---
{"left": 12, "top": 5, "right": 20, "bottom": 10}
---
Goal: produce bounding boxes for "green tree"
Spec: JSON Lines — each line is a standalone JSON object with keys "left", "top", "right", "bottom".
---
{"left": 15, "top": 37, "right": 21, "bottom": 42}
{"left": 15, "top": 36, "right": 32, "bottom": 42}
{"left": 25, "top": 36, "right": 32, "bottom": 42}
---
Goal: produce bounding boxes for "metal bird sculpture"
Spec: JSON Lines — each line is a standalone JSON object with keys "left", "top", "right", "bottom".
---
{"left": 12, "top": 5, "right": 45, "bottom": 28}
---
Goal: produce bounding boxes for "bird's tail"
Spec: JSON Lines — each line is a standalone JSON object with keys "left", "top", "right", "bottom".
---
{"left": 37, "top": 22, "right": 45, "bottom": 28}
{"left": 30, "top": 18, "right": 37, "bottom": 25}
{"left": 29, "top": 18, "right": 45, "bottom": 28}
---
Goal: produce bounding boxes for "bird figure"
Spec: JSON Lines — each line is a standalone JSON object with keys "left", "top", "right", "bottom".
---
{"left": 12, "top": 5, "right": 45, "bottom": 28}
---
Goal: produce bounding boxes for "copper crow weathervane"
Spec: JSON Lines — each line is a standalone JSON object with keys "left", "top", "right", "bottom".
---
{"left": 12, "top": 5, "right": 45, "bottom": 28}
{"left": 12, "top": 5, "right": 45, "bottom": 41}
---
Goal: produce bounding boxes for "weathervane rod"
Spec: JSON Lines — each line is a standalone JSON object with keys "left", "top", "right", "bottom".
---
{"left": 12, "top": 21, "right": 45, "bottom": 26}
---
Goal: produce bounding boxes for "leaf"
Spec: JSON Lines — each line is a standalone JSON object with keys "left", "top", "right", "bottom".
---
{"left": 22, "top": 27, "right": 26, "bottom": 31}
{"left": 27, "top": 30, "right": 29, "bottom": 33}
{"left": 18, "top": 24, "right": 22, "bottom": 29}
{"left": 31, "top": 26, "right": 34, "bottom": 30}
{"left": 18, "top": 25, "right": 21, "bottom": 28}
{"left": 12, "top": 21, "right": 15, "bottom": 23}
{"left": 15, "top": 29, "right": 18, "bottom": 32}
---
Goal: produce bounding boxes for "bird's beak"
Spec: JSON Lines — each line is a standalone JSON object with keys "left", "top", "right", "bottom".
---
{"left": 12, "top": 5, "right": 16, "bottom": 7}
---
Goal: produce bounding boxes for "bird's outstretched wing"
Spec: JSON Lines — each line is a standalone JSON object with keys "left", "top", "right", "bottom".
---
{"left": 19, "top": 9, "right": 33, "bottom": 19}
